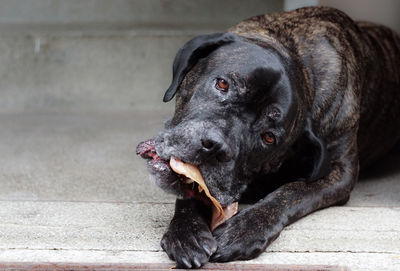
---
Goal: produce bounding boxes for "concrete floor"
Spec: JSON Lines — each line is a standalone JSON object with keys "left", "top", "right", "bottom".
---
{"left": 0, "top": 109, "right": 399, "bottom": 271}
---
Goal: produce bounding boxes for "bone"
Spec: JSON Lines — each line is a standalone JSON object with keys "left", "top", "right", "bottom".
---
{"left": 169, "top": 156, "right": 238, "bottom": 231}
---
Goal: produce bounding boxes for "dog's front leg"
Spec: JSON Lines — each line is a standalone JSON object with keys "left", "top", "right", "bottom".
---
{"left": 161, "top": 198, "right": 217, "bottom": 268}
{"left": 211, "top": 138, "right": 359, "bottom": 262}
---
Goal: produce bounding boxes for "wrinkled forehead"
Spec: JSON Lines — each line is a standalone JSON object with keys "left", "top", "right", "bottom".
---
{"left": 174, "top": 40, "right": 290, "bottom": 115}
{"left": 204, "top": 40, "right": 284, "bottom": 75}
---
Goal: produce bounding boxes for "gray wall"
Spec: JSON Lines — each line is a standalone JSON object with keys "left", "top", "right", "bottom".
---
{"left": 0, "top": 0, "right": 283, "bottom": 32}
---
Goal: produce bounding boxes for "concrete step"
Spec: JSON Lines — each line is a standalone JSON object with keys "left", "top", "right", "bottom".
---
{"left": 0, "top": 250, "right": 397, "bottom": 271}
{"left": 0, "top": 201, "right": 399, "bottom": 271}
{"left": 1, "top": 201, "right": 399, "bottom": 253}
{"left": 0, "top": 109, "right": 172, "bottom": 202}
{"left": 0, "top": 33, "right": 190, "bottom": 112}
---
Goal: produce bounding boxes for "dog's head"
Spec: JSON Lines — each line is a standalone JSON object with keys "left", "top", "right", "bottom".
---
{"left": 147, "top": 33, "right": 329, "bottom": 206}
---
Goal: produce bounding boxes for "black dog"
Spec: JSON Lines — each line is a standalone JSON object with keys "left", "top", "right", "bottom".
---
{"left": 137, "top": 6, "right": 400, "bottom": 268}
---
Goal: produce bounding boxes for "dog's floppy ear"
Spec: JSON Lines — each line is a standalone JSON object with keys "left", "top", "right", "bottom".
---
{"left": 163, "top": 32, "right": 238, "bottom": 102}
{"left": 301, "top": 118, "right": 331, "bottom": 182}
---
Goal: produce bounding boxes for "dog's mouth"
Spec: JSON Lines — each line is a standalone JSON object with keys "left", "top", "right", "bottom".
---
{"left": 136, "top": 139, "right": 238, "bottom": 230}
{"left": 136, "top": 140, "right": 208, "bottom": 199}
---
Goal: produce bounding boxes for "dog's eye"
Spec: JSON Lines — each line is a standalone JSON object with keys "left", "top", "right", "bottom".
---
{"left": 215, "top": 78, "right": 229, "bottom": 92}
{"left": 263, "top": 132, "right": 275, "bottom": 145}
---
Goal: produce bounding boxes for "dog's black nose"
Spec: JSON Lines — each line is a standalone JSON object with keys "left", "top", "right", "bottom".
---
{"left": 201, "top": 138, "right": 220, "bottom": 150}
{"left": 200, "top": 136, "right": 231, "bottom": 162}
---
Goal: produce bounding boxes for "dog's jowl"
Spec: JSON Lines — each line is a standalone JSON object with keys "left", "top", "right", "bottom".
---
{"left": 136, "top": 6, "right": 400, "bottom": 268}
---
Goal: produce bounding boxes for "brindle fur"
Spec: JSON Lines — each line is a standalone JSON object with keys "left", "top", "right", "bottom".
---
{"left": 153, "top": 7, "right": 400, "bottom": 268}
{"left": 231, "top": 7, "right": 400, "bottom": 167}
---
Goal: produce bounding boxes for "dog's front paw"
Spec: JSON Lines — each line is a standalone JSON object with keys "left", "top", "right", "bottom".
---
{"left": 210, "top": 208, "right": 278, "bottom": 262}
{"left": 161, "top": 213, "right": 217, "bottom": 268}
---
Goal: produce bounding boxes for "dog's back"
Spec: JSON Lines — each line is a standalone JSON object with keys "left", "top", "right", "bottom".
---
{"left": 356, "top": 22, "right": 400, "bottom": 167}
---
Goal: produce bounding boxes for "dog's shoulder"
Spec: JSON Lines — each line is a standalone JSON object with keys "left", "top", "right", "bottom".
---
{"left": 229, "top": 7, "right": 368, "bottom": 139}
